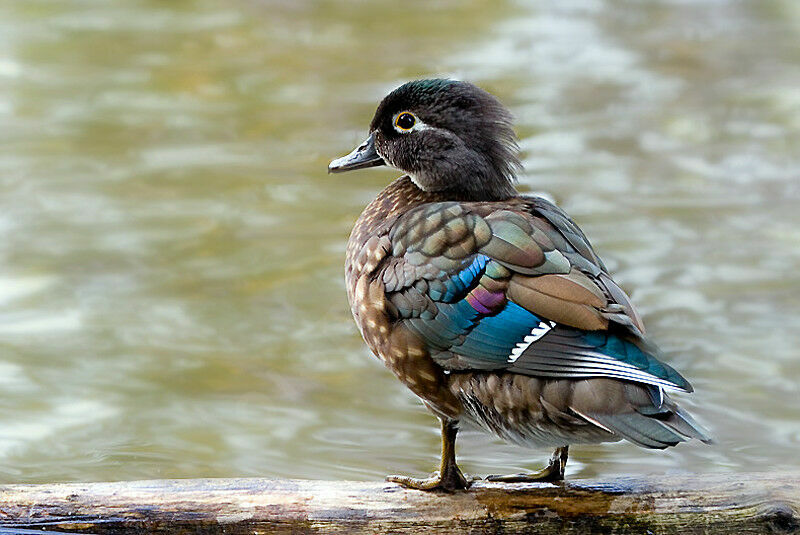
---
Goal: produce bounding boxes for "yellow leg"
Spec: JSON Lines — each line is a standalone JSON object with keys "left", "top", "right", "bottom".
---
{"left": 386, "top": 418, "right": 473, "bottom": 492}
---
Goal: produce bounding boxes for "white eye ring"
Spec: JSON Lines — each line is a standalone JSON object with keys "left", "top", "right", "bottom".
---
{"left": 392, "top": 112, "right": 431, "bottom": 134}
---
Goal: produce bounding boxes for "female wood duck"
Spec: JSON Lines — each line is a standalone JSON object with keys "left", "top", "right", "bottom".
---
{"left": 329, "top": 79, "right": 710, "bottom": 492}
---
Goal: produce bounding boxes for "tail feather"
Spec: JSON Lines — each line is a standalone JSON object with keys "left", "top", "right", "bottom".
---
{"left": 569, "top": 379, "right": 712, "bottom": 449}
{"left": 659, "top": 406, "right": 714, "bottom": 444}
{"left": 584, "top": 412, "right": 683, "bottom": 449}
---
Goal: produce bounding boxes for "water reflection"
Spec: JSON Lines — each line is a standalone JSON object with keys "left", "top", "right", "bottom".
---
{"left": 0, "top": 0, "right": 798, "bottom": 483}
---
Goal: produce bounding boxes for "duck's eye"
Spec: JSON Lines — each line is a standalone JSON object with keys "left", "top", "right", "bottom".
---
{"left": 394, "top": 112, "right": 416, "bottom": 131}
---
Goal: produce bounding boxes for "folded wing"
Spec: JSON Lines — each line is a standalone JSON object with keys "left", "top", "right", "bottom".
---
{"left": 383, "top": 199, "right": 692, "bottom": 393}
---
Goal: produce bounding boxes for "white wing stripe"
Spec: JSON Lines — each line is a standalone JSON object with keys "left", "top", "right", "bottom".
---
{"left": 507, "top": 320, "right": 556, "bottom": 363}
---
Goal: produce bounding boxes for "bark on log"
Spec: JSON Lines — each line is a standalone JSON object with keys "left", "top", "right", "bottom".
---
{"left": 0, "top": 473, "right": 799, "bottom": 534}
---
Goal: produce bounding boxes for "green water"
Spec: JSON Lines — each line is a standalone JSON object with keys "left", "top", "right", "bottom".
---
{"left": 0, "top": 0, "right": 798, "bottom": 484}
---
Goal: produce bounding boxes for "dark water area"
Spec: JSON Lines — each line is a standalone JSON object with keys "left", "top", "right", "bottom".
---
{"left": 0, "top": 0, "right": 798, "bottom": 483}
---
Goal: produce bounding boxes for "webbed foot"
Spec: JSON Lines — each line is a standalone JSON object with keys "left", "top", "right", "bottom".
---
{"left": 486, "top": 446, "right": 568, "bottom": 483}
{"left": 387, "top": 466, "right": 474, "bottom": 492}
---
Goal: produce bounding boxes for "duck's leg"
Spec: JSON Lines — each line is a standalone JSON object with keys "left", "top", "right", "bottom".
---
{"left": 386, "top": 418, "right": 472, "bottom": 492}
{"left": 485, "top": 446, "right": 569, "bottom": 483}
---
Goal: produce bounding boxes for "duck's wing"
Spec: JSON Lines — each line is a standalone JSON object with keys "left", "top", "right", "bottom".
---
{"left": 519, "top": 195, "right": 646, "bottom": 336}
{"left": 382, "top": 199, "right": 692, "bottom": 393}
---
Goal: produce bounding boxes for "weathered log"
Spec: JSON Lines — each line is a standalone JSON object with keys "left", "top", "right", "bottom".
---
{"left": 0, "top": 473, "right": 798, "bottom": 534}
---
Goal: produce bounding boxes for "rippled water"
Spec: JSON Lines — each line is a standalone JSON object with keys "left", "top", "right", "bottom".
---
{"left": 0, "top": 0, "right": 798, "bottom": 484}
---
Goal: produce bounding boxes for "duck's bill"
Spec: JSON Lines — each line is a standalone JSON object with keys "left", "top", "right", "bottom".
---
{"left": 328, "top": 133, "right": 385, "bottom": 173}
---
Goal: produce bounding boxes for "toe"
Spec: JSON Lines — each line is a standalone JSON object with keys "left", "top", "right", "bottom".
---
{"left": 386, "top": 473, "right": 443, "bottom": 491}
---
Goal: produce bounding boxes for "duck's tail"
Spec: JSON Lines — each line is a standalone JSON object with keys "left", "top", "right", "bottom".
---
{"left": 571, "top": 381, "right": 713, "bottom": 449}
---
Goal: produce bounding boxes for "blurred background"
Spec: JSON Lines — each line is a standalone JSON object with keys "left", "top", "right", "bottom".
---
{"left": 0, "top": 0, "right": 798, "bottom": 484}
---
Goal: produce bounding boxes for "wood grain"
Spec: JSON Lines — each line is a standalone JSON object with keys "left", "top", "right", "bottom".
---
{"left": 0, "top": 473, "right": 798, "bottom": 534}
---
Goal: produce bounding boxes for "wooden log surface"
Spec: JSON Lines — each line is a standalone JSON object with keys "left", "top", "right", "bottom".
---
{"left": 0, "top": 473, "right": 798, "bottom": 534}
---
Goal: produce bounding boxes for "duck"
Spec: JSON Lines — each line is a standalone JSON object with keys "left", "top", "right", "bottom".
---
{"left": 329, "top": 79, "right": 710, "bottom": 492}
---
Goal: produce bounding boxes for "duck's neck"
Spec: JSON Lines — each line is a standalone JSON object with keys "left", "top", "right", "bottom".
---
{"left": 414, "top": 175, "right": 518, "bottom": 202}
{"left": 375, "top": 175, "right": 448, "bottom": 214}
{"left": 406, "top": 146, "right": 520, "bottom": 201}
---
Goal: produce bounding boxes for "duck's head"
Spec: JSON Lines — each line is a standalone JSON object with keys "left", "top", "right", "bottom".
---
{"left": 329, "top": 79, "right": 521, "bottom": 201}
